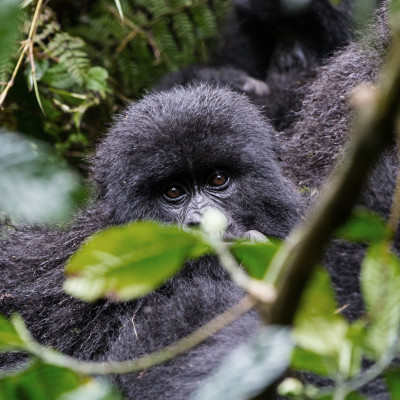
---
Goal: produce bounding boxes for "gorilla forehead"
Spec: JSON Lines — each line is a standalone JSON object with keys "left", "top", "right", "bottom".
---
{"left": 96, "top": 85, "right": 277, "bottom": 178}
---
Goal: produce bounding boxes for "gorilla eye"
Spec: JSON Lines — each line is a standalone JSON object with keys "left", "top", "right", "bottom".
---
{"left": 208, "top": 172, "right": 229, "bottom": 188}
{"left": 164, "top": 185, "right": 185, "bottom": 201}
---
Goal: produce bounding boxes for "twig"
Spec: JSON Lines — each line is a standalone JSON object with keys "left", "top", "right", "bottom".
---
{"left": 0, "top": 0, "right": 44, "bottom": 109}
{"left": 14, "top": 295, "right": 256, "bottom": 375}
{"left": 28, "top": 34, "right": 44, "bottom": 113}
{"left": 108, "top": 6, "right": 162, "bottom": 62}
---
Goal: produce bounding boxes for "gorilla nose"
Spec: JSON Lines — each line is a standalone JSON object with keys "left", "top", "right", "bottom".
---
{"left": 185, "top": 212, "right": 202, "bottom": 227}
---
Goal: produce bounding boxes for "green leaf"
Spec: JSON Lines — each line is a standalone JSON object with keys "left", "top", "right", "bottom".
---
{"left": 0, "top": 314, "right": 26, "bottom": 352}
{"left": 291, "top": 348, "right": 333, "bottom": 377}
{"left": 0, "top": 131, "right": 87, "bottom": 223}
{"left": 0, "top": 361, "right": 120, "bottom": 400}
{"left": 293, "top": 268, "right": 365, "bottom": 378}
{"left": 361, "top": 243, "right": 400, "bottom": 359}
{"left": 334, "top": 208, "right": 388, "bottom": 243}
{"left": 41, "top": 63, "right": 76, "bottom": 90}
{"left": 390, "top": 0, "right": 400, "bottom": 17}
{"left": 385, "top": 367, "right": 400, "bottom": 400}
{"left": 25, "top": 59, "right": 50, "bottom": 90}
{"left": 345, "top": 392, "right": 368, "bottom": 400}
{"left": 85, "top": 67, "right": 110, "bottom": 94}
{"left": 294, "top": 268, "right": 349, "bottom": 357}
{"left": 64, "top": 222, "right": 209, "bottom": 301}
{"left": 231, "top": 240, "right": 280, "bottom": 279}
{"left": 59, "top": 379, "right": 122, "bottom": 400}
{"left": 0, "top": 0, "right": 20, "bottom": 68}
{"left": 191, "top": 326, "right": 293, "bottom": 400}
{"left": 303, "top": 386, "right": 332, "bottom": 400}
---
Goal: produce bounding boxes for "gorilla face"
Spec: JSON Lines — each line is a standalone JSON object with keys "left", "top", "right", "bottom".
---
{"left": 159, "top": 169, "right": 236, "bottom": 228}
{"left": 93, "top": 84, "right": 301, "bottom": 239}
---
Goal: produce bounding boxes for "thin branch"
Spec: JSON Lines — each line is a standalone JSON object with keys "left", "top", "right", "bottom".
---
{"left": 108, "top": 6, "right": 162, "bottom": 62}
{"left": 28, "top": 37, "right": 44, "bottom": 113}
{"left": 0, "top": 42, "right": 28, "bottom": 108}
{"left": 15, "top": 295, "right": 256, "bottom": 375}
{"left": 0, "top": 0, "right": 44, "bottom": 109}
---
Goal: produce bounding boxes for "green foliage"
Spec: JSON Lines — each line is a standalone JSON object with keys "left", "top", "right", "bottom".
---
{"left": 231, "top": 240, "right": 280, "bottom": 279}
{"left": 0, "top": 0, "right": 21, "bottom": 84}
{"left": 385, "top": 367, "right": 400, "bottom": 400}
{"left": 0, "top": 0, "right": 230, "bottom": 168}
{"left": 293, "top": 268, "right": 361, "bottom": 378}
{"left": 288, "top": 211, "right": 400, "bottom": 398}
{"left": 191, "top": 326, "right": 293, "bottom": 400}
{"left": 0, "top": 314, "right": 26, "bottom": 352}
{"left": 0, "top": 361, "right": 122, "bottom": 400}
{"left": 3, "top": 1, "right": 400, "bottom": 399}
{"left": 334, "top": 208, "right": 388, "bottom": 243}
{"left": 390, "top": 0, "right": 400, "bottom": 16}
{"left": 42, "top": 34, "right": 91, "bottom": 89}
{"left": 64, "top": 222, "right": 209, "bottom": 301}
{"left": 59, "top": 379, "right": 122, "bottom": 400}
{"left": 0, "top": 131, "right": 87, "bottom": 223}
{"left": 361, "top": 243, "right": 400, "bottom": 359}
{"left": 0, "top": 362, "right": 82, "bottom": 400}
{"left": 0, "top": 5, "right": 112, "bottom": 164}
{"left": 0, "top": 313, "right": 121, "bottom": 399}
{"left": 33, "top": 14, "right": 111, "bottom": 141}
{"left": 2, "top": 208, "right": 400, "bottom": 398}
{"left": 75, "top": 0, "right": 230, "bottom": 98}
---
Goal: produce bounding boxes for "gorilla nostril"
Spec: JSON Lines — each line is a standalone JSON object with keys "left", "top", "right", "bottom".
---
{"left": 185, "top": 213, "right": 202, "bottom": 227}
{"left": 187, "top": 221, "right": 200, "bottom": 227}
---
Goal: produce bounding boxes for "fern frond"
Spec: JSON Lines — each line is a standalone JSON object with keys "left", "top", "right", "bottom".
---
{"left": 45, "top": 33, "right": 91, "bottom": 88}
{"left": 172, "top": 12, "right": 196, "bottom": 63}
{"left": 190, "top": 4, "right": 217, "bottom": 39}
{"left": 74, "top": 0, "right": 231, "bottom": 97}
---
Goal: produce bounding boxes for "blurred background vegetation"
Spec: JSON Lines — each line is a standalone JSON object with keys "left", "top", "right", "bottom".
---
{"left": 0, "top": 0, "right": 231, "bottom": 174}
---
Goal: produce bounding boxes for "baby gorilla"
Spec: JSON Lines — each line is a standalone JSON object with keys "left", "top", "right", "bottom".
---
{"left": 93, "top": 85, "right": 300, "bottom": 236}
{"left": 0, "top": 85, "right": 301, "bottom": 399}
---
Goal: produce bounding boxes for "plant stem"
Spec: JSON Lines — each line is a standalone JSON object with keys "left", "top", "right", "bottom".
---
{"left": 14, "top": 295, "right": 256, "bottom": 375}
{"left": 0, "top": 0, "right": 44, "bottom": 108}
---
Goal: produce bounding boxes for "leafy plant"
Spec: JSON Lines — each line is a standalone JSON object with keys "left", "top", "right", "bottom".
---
{"left": 2, "top": 1, "right": 400, "bottom": 399}
{"left": 0, "top": 0, "right": 230, "bottom": 169}
{"left": 2, "top": 209, "right": 400, "bottom": 399}
{"left": 0, "top": 130, "right": 86, "bottom": 223}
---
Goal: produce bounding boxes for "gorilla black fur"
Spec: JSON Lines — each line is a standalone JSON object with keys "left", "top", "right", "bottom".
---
{"left": 0, "top": 86, "right": 301, "bottom": 399}
{"left": 0, "top": 1, "right": 397, "bottom": 399}
{"left": 157, "top": 0, "right": 355, "bottom": 129}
